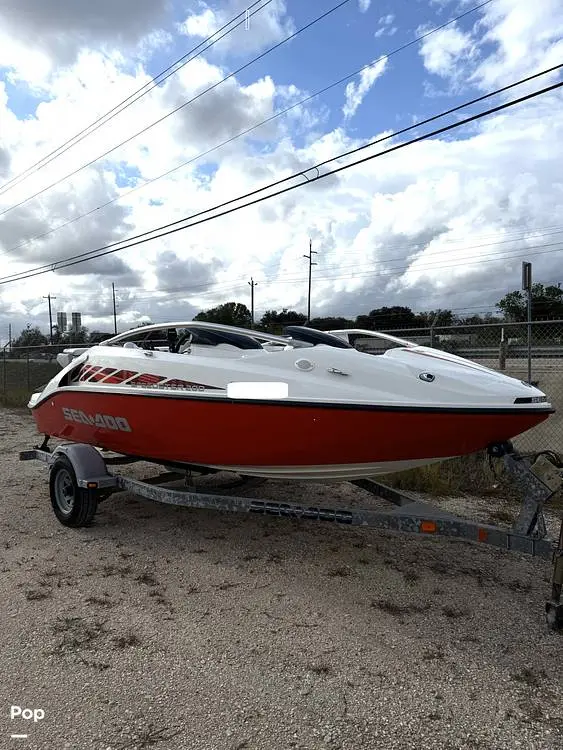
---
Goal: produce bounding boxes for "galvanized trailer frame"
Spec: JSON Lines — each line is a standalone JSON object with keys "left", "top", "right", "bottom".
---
{"left": 19, "top": 440, "right": 563, "bottom": 631}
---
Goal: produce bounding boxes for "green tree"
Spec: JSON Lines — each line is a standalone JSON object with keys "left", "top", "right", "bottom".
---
{"left": 416, "top": 309, "right": 456, "bottom": 328}
{"left": 11, "top": 324, "right": 48, "bottom": 355}
{"left": 309, "top": 316, "right": 354, "bottom": 331}
{"left": 355, "top": 306, "right": 419, "bottom": 330}
{"left": 64, "top": 327, "right": 89, "bottom": 345}
{"left": 497, "top": 284, "right": 563, "bottom": 321}
{"left": 259, "top": 308, "right": 307, "bottom": 333}
{"left": 194, "top": 302, "right": 252, "bottom": 327}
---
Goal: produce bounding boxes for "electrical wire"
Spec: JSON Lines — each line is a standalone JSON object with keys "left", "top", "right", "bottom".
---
{"left": 0, "top": 0, "right": 354, "bottom": 220}
{"left": 2, "top": 63, "right": 560, "bottom": 286}
{"left": 0, "top": 0, "right": 275, "bottom": 198}
{"left": 96, "top": 238, "right": 563, "bottom": 304}
{"left": 0, "top": 0, "right": 495, "bottom": 259}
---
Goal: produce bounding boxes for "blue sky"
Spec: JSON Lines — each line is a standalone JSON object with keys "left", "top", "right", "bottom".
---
{"left": 1, "top": 0, "right": 488, "bottom": 176}
{"left": 0, "top": 0, "right": 562, "bottom": 336}
{"left": 141, "top": 0, "right": 482, "bottom": 143}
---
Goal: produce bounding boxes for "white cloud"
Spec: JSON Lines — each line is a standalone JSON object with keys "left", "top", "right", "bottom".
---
{"left": 179, "top": 0, "right": 295, "bottom": 57}
{"left": 0, "top": 0, "right": 562, "bottom": 341}
{"left": 342, "top": 57, "right": 387, "bottom": 120}
{"left": 419, "top": 25, "right": 477, "bottom": 79}
{"left": 0, "top": 0, "right": 170, "bottom": 68}
{"left": 374, "top": 13, "right": 396, "bottom": 38}
{"left": 470, "top": 0, "right": 563, "bottom": 90}
{"left": 358, "top": 0, "right": 371, "bottom": 12}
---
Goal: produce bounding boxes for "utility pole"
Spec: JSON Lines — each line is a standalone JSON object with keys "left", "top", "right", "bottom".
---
{"left": 43, "top": 293, "right": 56, "bottom": 344}
{"left": 522, "top": 261, "right": 532, "bottom": 384}
{"left": 303, "top": 238, "right": 317, "bottom": 324}
{"left": 112, "top": 282, "right": 118, "bottom": 335}
{"left": 8, "top": 323, "right": 11, "bottom": 352}
{"left": 248, "top": 277, "right": 257, "bottom": 327}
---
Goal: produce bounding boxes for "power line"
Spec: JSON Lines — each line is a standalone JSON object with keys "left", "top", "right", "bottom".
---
{"left": 111, "top": 238, "right": 563, "bottom": 303}
{"left": 24, "top": 221, "right": 563, "bottom": 304}
{"left": 2, "top": 63, "right": 558, "bottom": 287}
{"left": 0, "top": 0, "right": 275, "bottom": 199}
{"left": 0, "top": 0, "right": 354, "bottom": 220}
{"left": 0, "top": 0, "right": 495, "bottom": 260}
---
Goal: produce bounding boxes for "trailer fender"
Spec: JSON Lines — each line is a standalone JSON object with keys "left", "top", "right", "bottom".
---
{"left": 51, "top": 444, "right": 117, "bottom": 490}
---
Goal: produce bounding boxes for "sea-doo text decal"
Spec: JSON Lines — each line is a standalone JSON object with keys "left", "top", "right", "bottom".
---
{"left": 62, "top": 407, "right": 132, "bottom": 432}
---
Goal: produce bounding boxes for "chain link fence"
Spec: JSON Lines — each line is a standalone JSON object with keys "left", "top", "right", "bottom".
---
{"left": 1, "top": 345, "right": 65, "bottom": 407}
{"left": 2, "top": 321, "right": 562, "bottom": 453}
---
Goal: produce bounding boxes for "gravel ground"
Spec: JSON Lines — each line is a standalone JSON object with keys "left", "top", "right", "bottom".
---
{"left": 0, "top": 408, "right": 562, "bottom": 750}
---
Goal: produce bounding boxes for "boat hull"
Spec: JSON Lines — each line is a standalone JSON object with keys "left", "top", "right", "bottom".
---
{"left": 30, "top": 389, "right": 552, "bottom": 480}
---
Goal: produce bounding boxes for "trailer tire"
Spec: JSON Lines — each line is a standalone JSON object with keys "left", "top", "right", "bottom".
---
{"left": 49, "top": 455, "right": 98, "bottom": 527}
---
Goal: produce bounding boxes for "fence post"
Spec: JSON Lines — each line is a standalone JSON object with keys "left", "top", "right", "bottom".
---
{"left": 498, "top": 326, "right": 506, "bottom": 371}
{"left": 27, "top": 351, "right": 30, "bottom": 392}
{"left": 2, "top": 348, "right": 6, "bottom": 394}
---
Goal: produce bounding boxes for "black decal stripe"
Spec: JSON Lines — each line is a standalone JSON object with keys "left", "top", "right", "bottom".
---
{"left": 35, "top": 387, "right": 554, "bottom": 416}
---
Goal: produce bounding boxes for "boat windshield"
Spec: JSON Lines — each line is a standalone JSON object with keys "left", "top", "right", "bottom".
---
{"left": 328, "top": 329, "right": 417, "bottom": 354}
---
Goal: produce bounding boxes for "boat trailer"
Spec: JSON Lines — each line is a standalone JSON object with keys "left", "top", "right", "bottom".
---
{"left": 19, "top": 440, "right": 563, "bottom": 632}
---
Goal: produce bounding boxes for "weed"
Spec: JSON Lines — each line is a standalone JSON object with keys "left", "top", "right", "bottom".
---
{"left": 113, "top": 632, "right": 141, "bottom": 649}
{"left": 488, "top": 509, "right": 514, "bottom": 525}
{"left": 507, "top": 579, "right": 532, "bottom": 592}
{"left": 442, "top": 605, "right": 472, "bottom": 619}
{"left": 308, "top": 662, "right": 332, "bottom": 675}
{"left": 403, "top": 569, "right": 420, "bottom": 584}
{"left": 135, "top": 572, "right": 159, "bottom": 586}
{"left": 327, "top": 566, "right": 353, "bottom": 578}
{"left": 102, "top": 563, "right": 131, "bottom": 577}
{"left": 511, "top": 668, "right": 542, "bottom": 688}
{"left": 422, "top": 645, "right": 446, "bottom": 661}
{"left": 50, "top": 616, "right": 107, "bottom": 654}
{"left": 25, "top": 588, "right": 52, "bottom": 601}
{"left": 216, "top": 581, "right": 241, "bottom": 590}
{"left": 372, "top": 598, "right": 430, "bottom": 617}
{"left": 79, "top": 657, "right": 111, "bottom": 671}
{"left": 382, "top": 451, "right": 504, "bottom": 497}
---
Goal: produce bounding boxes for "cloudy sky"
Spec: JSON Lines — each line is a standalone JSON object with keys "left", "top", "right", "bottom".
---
{"left": 0, "top": 0, "right": 562, "bottom": 341}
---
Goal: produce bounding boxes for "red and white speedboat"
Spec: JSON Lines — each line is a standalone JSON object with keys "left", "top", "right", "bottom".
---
{"left": 28, "top": 322, "right": 553, "bottom": 480}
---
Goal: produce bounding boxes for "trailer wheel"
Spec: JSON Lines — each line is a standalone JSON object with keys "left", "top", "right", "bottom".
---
{"left": 49, "top": 455, "right": 98, "bottom": 527}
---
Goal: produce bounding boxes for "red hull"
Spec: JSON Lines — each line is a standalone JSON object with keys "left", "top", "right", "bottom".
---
{"left": 31, "top": 390, "right": 551, "bottom": 467}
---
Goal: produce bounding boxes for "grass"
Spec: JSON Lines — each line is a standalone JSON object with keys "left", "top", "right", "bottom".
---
{"left": 0, "top": 359, "right": 59, "bottom": 406}
{"left": 50, "top": 616, "right": 107, "bottom": 654}
{"left": 0, "top": 388, "right": 34, "bottom": 408}
{"left": 383, "top": 452, "right": 500, "bottom": 496}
